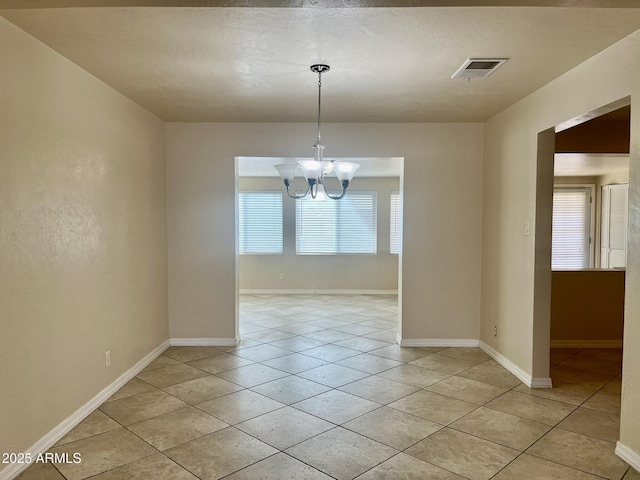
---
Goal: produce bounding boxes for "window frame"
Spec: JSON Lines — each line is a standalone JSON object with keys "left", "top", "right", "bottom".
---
{"left": 552, "top": 183, "right": 595, "bottom": 269}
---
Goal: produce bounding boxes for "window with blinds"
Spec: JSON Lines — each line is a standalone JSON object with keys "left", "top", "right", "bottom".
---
{"left": 390, "top": 191, "right": 400, "bottom": 254}
{"left": 296, "top": 192, "right": 377, "bottom": 254}
{"left": 552, "top": 187, "right": 591, "bottom": 269}
{"left": 238, "top": 191, "right": 283, "bottom": 254}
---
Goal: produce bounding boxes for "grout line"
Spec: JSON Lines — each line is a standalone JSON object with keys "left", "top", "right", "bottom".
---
{"left": 31, "top": 295, "right": 624, "bottom": 480}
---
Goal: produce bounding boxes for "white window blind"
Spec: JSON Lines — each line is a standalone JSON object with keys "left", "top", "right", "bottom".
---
{"left": 296, "top": 192, "right": 377, "bottom": 254}
{"left": 390, "top": 191, "right": 400, "bottom": 254}
{"left": 552, "top": 187, "right": 590, "bottom": 269}
{"left": 238, "top": 191, "right": 283, "bottom": 254}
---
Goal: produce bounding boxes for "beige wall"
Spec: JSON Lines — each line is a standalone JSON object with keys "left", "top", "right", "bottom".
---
{"left": 620, "top": 35, "right": 640, "bottom": 460}
{"left": 166, "top": 122, "right": 483, "bottom": 341}
{"left": 555, "top": 176, "right": 599, "bottom": 184}
{"left": 482, "top": 31, "right": 640, "bottom": 453}
{"left": 239, "top": 176, "right": 399, "bottom": 292}
{"left": 0, "top": 18, "right": 168, "bottom": 460}
{"left": 600, "top": 169, "right": 630, "bottom": 186}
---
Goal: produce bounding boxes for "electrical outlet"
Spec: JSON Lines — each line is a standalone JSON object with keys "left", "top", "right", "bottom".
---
{"left": 279, "top": 273, "right": 285, "bottom": 280}
{"left": 494, "top": 326, "right": 498, "bottom": 337}
{"left": 105, "top": 350, "right": 111, "bottom": 368}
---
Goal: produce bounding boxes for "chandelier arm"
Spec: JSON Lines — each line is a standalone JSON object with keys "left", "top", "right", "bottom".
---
{"left": 324, "top": 180, "right": 350, "bottom": 200}
{"left": 283, "top": 180, "right": 311, "bottom": 199}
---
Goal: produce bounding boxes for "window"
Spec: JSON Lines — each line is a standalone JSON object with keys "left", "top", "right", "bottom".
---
{"left": 238, "top": 191, "right": 283, "bottom": 254}
{"left": 552, "top": 186, "right": 593, "bottom": 269}
{"left": 390, "top": 191, "right": 400, "bottom": 254}
{"left": 296, "top": 192, "right": 377, "bottom": 254}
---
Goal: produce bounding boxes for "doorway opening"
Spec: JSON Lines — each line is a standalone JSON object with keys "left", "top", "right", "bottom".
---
{"left": 533, "top": 98, "right": 629, "bottom": 414}
{"left": 234, "top": 156, "right": 405, "bottom": 353}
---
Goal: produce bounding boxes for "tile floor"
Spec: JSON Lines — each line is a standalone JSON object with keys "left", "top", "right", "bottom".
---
{"left": 15, "top": 294, "right": 639, "bottom": 480}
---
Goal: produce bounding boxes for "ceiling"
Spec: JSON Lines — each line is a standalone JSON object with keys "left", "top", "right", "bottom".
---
{"left": 554, "top": 154, "right": 629, "bottom": 177}
{"left": 3, "top": 5, "right": 640, "bottom": 122}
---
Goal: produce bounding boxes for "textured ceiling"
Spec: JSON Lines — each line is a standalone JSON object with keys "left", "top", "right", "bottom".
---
{"left": 3, "top": 6, "right": 640, "bottom": 122}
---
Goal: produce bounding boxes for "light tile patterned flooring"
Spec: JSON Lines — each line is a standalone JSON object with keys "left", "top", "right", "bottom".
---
{"left": 16, "top": 294, "right": 639, "bottom": 480}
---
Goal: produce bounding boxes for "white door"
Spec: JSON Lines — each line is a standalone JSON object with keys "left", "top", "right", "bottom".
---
{"left": 601, "top": 184, "right": 628, "bottom": 268}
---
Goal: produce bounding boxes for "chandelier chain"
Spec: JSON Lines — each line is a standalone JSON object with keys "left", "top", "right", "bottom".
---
{"left": 316, "top": 69, "right": 322, "bottom": 143}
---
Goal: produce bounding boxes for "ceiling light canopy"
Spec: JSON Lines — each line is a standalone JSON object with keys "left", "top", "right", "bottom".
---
{"left": 275, "top": 64, "right": 359, "bottom": 201}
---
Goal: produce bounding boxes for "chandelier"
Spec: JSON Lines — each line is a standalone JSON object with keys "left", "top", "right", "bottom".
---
{"left": 275, "top": 64, "right": 359, "bottom": 200}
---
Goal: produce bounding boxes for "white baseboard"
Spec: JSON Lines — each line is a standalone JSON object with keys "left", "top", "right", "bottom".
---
{"left": 240, "top": 289, "right": 398, "bottom": 295}
{"left": 550, "top": 339, "right": 623, "bottom": 348}
{"left": 479, "top": 341, "right": 552, "bottom": 389}
{"left": 169, "top": 337, "right": 239, "bottom": 347}
{"left": 530, "top": 377, "right": 554, "bottom": 388}
{"left": 0, "top": 340, "right": 169, "bottom": 480}
{"left": 396, "top": 335, "right": 479, "bottom": 348}
{"left": 616, "top": 441, "right": 640, "bottom": 473}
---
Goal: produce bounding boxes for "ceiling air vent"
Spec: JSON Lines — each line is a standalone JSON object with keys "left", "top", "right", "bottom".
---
{"left": 451, "top": 58, "right": 509, "bottom": 79}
